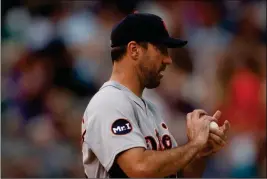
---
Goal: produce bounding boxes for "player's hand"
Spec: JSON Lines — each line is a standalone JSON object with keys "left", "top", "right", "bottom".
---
{"left": 198, "top": 111, "right": 230, "bottom": 157}
{"left": 186, "top": 109, "right": 215, "bottom": 150}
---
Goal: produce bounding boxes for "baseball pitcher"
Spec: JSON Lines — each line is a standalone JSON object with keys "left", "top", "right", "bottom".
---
{"left": 81, "top": 13, "right": 230, "bottom": 178}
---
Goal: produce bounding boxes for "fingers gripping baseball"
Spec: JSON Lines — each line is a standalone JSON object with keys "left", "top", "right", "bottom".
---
{"left": 186, "top": 109, "right": 211, "bottom": 148}
{"left": 205, "top": 112, "right": 230, "bottom": 154}
{"left": 209, "top": 133, "right": 226, "bottom": 146}
{"left": 192, "top": 109, "right": 208, "bottom": 118}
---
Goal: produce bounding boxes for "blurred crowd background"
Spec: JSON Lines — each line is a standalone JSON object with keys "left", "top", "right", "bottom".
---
{"left": 1, "top": 0, "right": 266, "bottom": 177}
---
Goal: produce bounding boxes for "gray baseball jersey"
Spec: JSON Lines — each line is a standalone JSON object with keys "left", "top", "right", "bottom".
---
{"left": 82, "top": 81, "right": 179, "bottom": 178}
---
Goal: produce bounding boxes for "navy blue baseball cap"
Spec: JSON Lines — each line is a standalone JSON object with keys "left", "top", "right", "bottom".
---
{"left": 111, "top": 13, "right": 187, "bottom": 48}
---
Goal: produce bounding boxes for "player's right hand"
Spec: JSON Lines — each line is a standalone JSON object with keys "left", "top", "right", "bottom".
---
{"left": 186, "top": 109, "right": 215, "bottom": 149}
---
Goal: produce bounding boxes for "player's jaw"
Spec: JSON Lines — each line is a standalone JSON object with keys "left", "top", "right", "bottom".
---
{"left": 144, "top": 64, "right": 167, "bottom": 89}
{"left": 139, "top": 48, "right": 170, "bottom": 89}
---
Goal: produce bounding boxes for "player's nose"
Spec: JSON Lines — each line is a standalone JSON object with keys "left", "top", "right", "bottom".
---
{"left": 163, "top": 56, "right": 172, "bottom": 65}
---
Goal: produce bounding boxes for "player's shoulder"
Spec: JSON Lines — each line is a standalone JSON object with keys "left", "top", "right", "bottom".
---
{"left": 85, "top": 84, "right": 132, "bottom": 111}
{"left": 83, "top": 83, "right": 136, "bottom": 125}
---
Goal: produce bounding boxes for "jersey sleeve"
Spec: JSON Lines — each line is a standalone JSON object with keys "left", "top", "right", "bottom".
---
{"left": 83, "top": 92, "right": 147, "bottom": 171}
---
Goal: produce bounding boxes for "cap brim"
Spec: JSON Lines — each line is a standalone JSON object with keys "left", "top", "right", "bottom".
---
{"left": 161, "top": 37, "right": 188, "bottom": 48}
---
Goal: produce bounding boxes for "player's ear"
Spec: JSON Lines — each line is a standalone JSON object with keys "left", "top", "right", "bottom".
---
{"left": 127, "top": 41, "right": 139, "bottom": 60}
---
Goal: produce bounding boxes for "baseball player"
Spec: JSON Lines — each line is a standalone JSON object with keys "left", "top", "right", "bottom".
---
{"left": 81, "top": 13, "right": 230, "bottom": 178}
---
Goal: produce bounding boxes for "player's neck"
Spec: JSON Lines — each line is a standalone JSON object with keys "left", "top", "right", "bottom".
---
{"left": 110, "top": 64, "right": 144, "bottom": 98}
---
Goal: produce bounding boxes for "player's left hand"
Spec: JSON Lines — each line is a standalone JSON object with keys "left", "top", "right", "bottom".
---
{"left": 198, "top": 111, "right": 230, "bottom": 157}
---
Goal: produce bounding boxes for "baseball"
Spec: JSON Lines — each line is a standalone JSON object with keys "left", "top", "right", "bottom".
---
{"left": 210, "top": 121, "right": 219, "bottom": 130}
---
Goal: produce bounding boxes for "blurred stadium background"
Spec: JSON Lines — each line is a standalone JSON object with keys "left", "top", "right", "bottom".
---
{"left": 1, "top": 0, "right": 266, "bottom": 177}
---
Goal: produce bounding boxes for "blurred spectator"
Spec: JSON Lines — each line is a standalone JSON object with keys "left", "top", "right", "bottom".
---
{"left": 219, "top": 57, "right": 266, "bottom": 134}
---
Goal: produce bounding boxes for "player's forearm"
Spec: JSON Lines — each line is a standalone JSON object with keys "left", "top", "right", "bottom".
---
{"left": 182, "top": 154, "right": 208, "bottom": 177}
{"left": 140, "top": 141, "right": 202, "bottom": 177}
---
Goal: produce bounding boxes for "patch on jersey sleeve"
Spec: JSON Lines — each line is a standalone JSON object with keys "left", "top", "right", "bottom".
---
{"left": 111, "top": 119, "right": 132, "bottom": 135}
